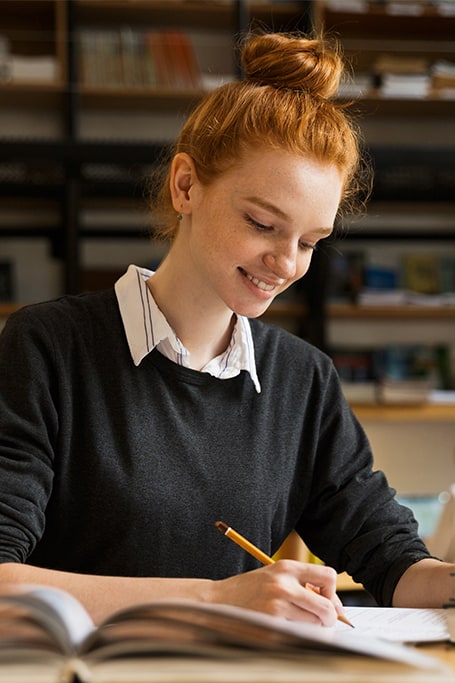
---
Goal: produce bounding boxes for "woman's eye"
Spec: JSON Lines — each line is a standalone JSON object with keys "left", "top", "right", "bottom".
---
{"left": 245, "top": 213, "right": 319, "bottom": 252}
{"left": 245, "top": 215, "right": 273, "bottom": 232}
{"left": 299, "top": 241, "right": 318, "bottom": 252}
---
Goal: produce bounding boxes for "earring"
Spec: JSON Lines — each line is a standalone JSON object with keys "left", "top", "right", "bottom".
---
{"left": 177, "top": 213, "right": 183, "bottom": 221}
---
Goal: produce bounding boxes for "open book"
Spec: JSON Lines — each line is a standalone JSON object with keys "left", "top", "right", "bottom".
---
{"left": 0, "top": 585, "right": 452, "bottom": 683}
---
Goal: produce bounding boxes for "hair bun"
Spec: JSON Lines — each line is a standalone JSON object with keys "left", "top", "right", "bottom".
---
{"left": 241, "top": 33, "right": 342, "bottom": 99}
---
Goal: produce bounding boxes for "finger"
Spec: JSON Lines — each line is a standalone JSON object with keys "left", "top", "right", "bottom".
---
{"left": 287, "top": 600, "right": 327, "bottom": 625}
{"left": 289, "top": 561, "right": 338, "bottom": 598}
{"left": 291, "top": 587, "right": 339, "bottom": 627}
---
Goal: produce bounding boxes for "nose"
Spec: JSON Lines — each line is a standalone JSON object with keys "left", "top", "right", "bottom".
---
{"left": 263, "top": 242, "right": 309, "bottom": 280}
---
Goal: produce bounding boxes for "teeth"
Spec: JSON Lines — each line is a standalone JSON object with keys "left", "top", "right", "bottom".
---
{"left": 246, "top": 272, "right": 275, "bottom": 292}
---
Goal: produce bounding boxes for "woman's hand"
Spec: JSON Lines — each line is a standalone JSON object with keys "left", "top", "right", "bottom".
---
{"left": 210, "top": 559, "right": 343, "bottom": 626}
{"left": 0, "top": 560, "right": 345, "bottom": 626}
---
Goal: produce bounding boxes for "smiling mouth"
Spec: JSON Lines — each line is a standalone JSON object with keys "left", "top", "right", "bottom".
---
{"left": 243, "top": 269, "right": 280, "bottom": 292}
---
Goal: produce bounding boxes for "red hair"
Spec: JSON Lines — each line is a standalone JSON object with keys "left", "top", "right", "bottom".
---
{"left": 151, "top": 32, "right": 370, "bottom": 240}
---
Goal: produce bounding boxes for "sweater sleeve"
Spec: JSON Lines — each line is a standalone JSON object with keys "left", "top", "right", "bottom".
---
{"left": 0, "top": 307, "right": 58, "bottom": 563}
{"left": 295, "top": 361, "right": 431, "bottom": 607}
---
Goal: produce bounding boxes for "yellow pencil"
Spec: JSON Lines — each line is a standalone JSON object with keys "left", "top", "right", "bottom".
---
{"left": 215, "top": 520, "right": 354, "bottom": 628}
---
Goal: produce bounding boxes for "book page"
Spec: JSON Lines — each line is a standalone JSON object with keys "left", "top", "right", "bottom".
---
{"left": 82, "top": 600, "right": 445, "bottom": 671}
{"left": 338, "top": 607, "right": 449, "bottom": 643}
{"left": 0, "top": 585, "right": 94, "bottom": 654}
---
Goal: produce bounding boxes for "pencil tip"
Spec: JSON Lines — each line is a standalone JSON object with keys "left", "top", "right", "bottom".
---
{"left": 215, "top": 521, "right": 228, "bottom": 534}
{"left": 338, "top": 614, "right": 354, "bottom": 628}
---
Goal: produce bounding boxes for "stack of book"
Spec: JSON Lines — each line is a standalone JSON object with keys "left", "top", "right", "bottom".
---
{"left": 432, "top": 59, "right": 455, "bottom": 97}
{"left": 332, "top": 344, "right": 454, "bottom": 404}
{"left": 373, "top": 55, "right": 431, "bottom": 99}
{"left": 0, "top": 34, "right": 57, "bottom": 83}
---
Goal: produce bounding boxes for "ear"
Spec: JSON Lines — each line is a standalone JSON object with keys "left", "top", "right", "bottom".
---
{"left": 170, "top": 152, "right": 197, "bottom": 217}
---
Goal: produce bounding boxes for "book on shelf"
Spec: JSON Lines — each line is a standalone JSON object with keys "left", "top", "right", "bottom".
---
{"left": 357, "top": 289, "right": 407, "bottom": 306}
{"left": 432, "top": 59, "right": 455, "bottom": 94}
{"left": 0, "top": 35, "right": 57, "bottom": 84}
{"left": 331, "top": 347, "right": 377, "bottom": 403}
{"left": 328, "top": 248, "right": 455, "bottom": 307}
{"left": 357, "top": 289, "right": 455, "bottom": 307}
{"left": 383, "top": 2, "right": 426, "bottom": 17}
{"left": 438, "top": 256, "right": 455, "bottom": 295}
{"left": 333, "top": 343, "right": 454, "bottom": 404}
{"left": 376, "top": 344, "right": 450, "bottom": 385}
{"left": 402, "top": 253, "right": 440, "bottom": 295}
{"left": 324, "top": 0, "right": 368, "bottom": 11}
{"left": 326, "top": 250, "right": 365, "bottom": 303}
{"left": 380, "top": 73, "right": 430, "bottom": 99}
{"left": 78, "top": 29, "right": 202, "bottom": 91}
{"left": 120, "top": 28, "right": 148, "bottom": 89}
{"left": 0, "top": 584, "right": 452, "bottom": 683}
{"left": 161, "top": 30, "right": 202, "bottom": 90}
{"left": 10, "top": 55, "right": 57, "bottom": 83}
{"left": 373, "top": 54, "right": 430, "bottom": 98}
{"left": 373, "top": 53, "right": 429, "bottom": 77}
{"left": 340, "top": 381, "right": 378, "bottom": 404}
{"left": 376, "top": 377, "right": 433, "bottom": 405}
{"left": 436, "top": 1, "right": 455, "bottom": 18}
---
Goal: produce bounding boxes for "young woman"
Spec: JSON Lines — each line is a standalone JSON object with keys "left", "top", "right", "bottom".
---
{"left": 0, "top": 32, "right": 453, "bottom": 625}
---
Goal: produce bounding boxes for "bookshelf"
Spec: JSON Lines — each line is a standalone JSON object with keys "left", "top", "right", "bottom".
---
{"left": 310, "top": 0, "right": 455, "bottom": 410}
{"left": 1, "top": 1, "right": 454, "bottom": 405}
{"left": 0, "top": 0, "right": 310, "bottom": 302}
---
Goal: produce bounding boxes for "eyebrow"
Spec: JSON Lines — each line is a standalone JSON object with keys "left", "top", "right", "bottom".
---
{"left": 244, "top": 196, "right": 334, "bottom": 236}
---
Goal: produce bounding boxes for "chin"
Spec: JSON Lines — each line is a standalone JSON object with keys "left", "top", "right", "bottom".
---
{"left": 232, "top": 301, "right": 273, "bottom": 320}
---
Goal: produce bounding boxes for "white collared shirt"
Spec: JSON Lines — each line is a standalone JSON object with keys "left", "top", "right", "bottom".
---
{"left": 115, "top": 265, "right": 261, "bottom": 393}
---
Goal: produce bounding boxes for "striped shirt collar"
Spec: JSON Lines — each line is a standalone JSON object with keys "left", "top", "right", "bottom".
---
{"left": 115, "top": 265, "right": 261, "bottom": 393}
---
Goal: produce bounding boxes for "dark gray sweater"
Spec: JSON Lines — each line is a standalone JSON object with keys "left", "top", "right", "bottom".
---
{"left": 0, "top": 289, "right": 430, "bottom": 605}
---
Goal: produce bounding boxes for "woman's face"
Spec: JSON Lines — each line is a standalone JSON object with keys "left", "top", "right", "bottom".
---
{"left": 181, "top": 147, "right": 343, "bottom": 319}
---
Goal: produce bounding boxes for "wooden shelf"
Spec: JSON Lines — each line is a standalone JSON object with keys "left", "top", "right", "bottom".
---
{"left": 75, "top": 1, "right": 303, "bottom": 28}
{"left": 262, "top": 302, "right": 455, "bottom": 322}
{"left": 78, "top": 86, "right": 206, "bottom": 110}
{"left": 351, "top": 402, "right": 455, "bottom": 422}
{"left": 0, "top": 81, "right": 67, "bottom": 108}
{"left": 329, "top": 304, "right": 455, "bottom": 320}
{"left": 316, "top": 1, "right": 455, "bottom": 40}
{"left": 74, "top": 87, "right": 455, "bottom": 115}
{"left": 75, "top": 0, "right": 234, "bottom": 28}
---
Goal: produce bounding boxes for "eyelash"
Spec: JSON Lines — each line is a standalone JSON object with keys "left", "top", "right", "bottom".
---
{"left": 244, "top": 214, "right": 318, "bottom": 252}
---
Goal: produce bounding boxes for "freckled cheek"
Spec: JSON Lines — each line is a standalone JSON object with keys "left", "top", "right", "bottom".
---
{"left": 295, "top": 252, "right": 314, "bottom": 280}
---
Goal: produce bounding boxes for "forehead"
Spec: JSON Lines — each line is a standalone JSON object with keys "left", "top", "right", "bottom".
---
{"left": 223, "top": 147, "right": 341, "bottom": 187}
{"left": 219, "top": 148, "right": 343, "bottom": 219}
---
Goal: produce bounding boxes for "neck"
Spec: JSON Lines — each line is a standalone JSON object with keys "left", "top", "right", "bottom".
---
{"left": 147, "top": 251, "right": 236, "bottom": 371}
